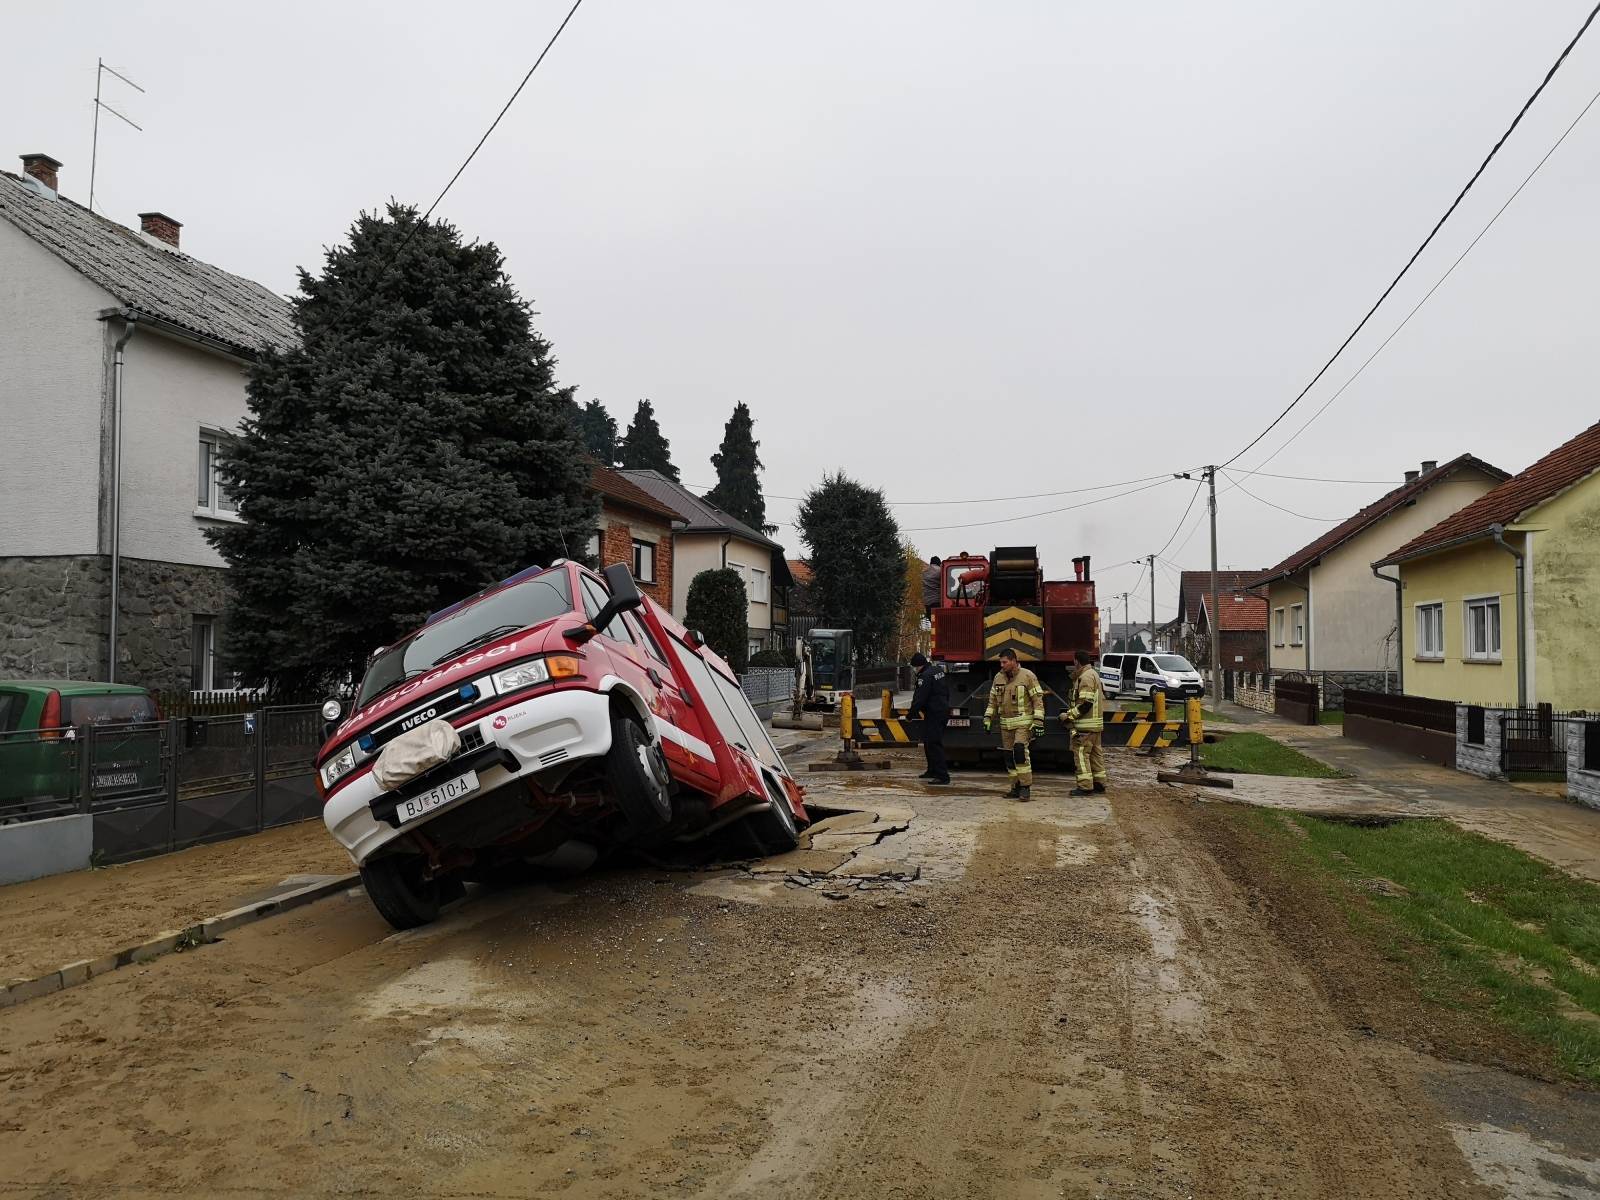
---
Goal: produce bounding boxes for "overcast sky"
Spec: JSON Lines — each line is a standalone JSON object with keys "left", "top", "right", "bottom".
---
{"left": 9, "top": 1, "right": 1598, "bottom": 619}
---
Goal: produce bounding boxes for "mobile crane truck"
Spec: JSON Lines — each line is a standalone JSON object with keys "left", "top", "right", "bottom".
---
{"left": 927, "top": 546, "right": 1098, "bottom": 765}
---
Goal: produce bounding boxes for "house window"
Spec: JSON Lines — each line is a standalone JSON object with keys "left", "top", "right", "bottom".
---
{"left": 1415, "top": 602, "right": 1444, "bottom": 660}
{"left": 1272, "top": 608, "right": 1285, "bottom": 647}
{"left": 750, "top": 567, "right": 768, "bottom": 604}
{"left": 632, "top": 539, "right": 655, "bottom": 583}
{"left": 192, "top": 617, "right": 216, "bottom": 690}
{"left": 1289, "top": 604, "right": 1304, "bottom": 647}
{"left": 196, "top": 431, "right": 239, "bottom": 518}
{"left": 748, "top": 639, "right": 762, "bottom": 660}
{"left": 584, "top": 531, "right": 601, "bottom": 562}
{"left": 1464, "top": 596, "right": 1501, "bottom": 662}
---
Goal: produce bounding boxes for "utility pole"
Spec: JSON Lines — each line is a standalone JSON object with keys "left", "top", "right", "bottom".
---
{"left": 1121, "top": 592, "right": 1131, "bottom": 652}
{"left": 1207, "top": 466, "right": 1221, "bottom": 690}
{"left": 1148, "top": 553, "right": 1156, "bottom": 650}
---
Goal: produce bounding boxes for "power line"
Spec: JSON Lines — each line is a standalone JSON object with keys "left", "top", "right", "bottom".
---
{"left": 1223, "top": 471, "right": 1344, "bottom": 521}
{"left": 900, "top": 477, "right": 1174, "bottom": 533}
{"left": 1155, "top": 480, "right": 1204, "bottom": 559}
{"left": 1220, "top": 0, "right": 1600, "bottom": 469}
{"left": 685, "top": 472, "right": 1176, "bottom": 508}
{"left": 326, "top": 0, "right": 586, "bottom": 330}
{"left": 1230, "top": 78, "right": 1600, "bottom": 480}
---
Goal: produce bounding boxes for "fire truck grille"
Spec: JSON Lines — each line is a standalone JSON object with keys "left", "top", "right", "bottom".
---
{"left": 458, "top": 727, "right": 485, "bottom": 753}
{"left": 1046, "top": 610, "right": 1095, "bottom": 657}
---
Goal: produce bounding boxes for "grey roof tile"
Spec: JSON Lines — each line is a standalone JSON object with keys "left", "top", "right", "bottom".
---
{"left": 0, "top": 170, "right": 295, "bottom": 357}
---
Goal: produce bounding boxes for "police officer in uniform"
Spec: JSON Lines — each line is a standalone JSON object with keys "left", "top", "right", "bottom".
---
{"left": 1064, "top": 649, "right": 1108, "bottom": 796}
{"left": 984, "top": 647, "right": 1045, "bottom": 801}
{"left": 908, "top": 651, "right": 950, "bottom": 785}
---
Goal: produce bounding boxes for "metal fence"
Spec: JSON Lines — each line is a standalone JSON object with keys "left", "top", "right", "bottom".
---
{"left": 1343, "top": 689, "right": 1456, "bottom": 733}
{"left": 1274, "top": 677, "right": 1320, "bottom": 725}
{"left": 1500, "top": 705, "right": 1584, "bottom": 776}
{"left": 0, "top": 705, "right": 325, "bottom": 864}
{"left": 741, "top": 668, "right": 794, "bottom": 710}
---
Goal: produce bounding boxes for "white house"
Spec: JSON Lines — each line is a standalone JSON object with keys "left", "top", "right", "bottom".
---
{"left": 0, "top": 153, "right": 294, "bottom": 691}
{"left": 618, "top": 470, "right": 793, "bottom": 660}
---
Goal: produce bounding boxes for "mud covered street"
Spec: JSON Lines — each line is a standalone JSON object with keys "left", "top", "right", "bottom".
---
{"left": 2, "top": 740, "right": 1597, "bottom": 1199}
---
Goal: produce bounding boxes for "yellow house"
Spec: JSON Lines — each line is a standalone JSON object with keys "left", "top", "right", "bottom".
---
{"left": 1376, "top": 420, "right": 1600, "bottom": 710}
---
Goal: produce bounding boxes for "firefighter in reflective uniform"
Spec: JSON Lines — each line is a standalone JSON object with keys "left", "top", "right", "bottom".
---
{"left": 984, "top": 647, "right": 1045, "bottom": 801}
{"left": 1064, "top": 649, "right": 1108, "bottom": 796}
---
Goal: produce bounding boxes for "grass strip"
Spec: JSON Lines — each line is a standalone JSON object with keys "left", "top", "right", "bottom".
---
{"left": 1200, "top": 732, "right": 1343, "bottom": 778}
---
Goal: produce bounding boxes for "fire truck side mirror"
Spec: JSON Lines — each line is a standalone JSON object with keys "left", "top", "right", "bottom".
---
{"left": 601, "top": 562, "right": 644, "bottom": 612}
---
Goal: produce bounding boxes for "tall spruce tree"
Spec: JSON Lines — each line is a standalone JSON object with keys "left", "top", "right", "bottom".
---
{"left": 703, "top": 402, "right": 766, "bottom": 530}
{"left": 618, "top": 399, "right": 679, "bottom": 480}
{"left": 576, "top": 398, "right": 618, "bottom": 465}
{"left": 796, "top": 473, "right": 906, "bottom": 664}
{"left": 210, "top": 203, "right": 596, "bottom": 693}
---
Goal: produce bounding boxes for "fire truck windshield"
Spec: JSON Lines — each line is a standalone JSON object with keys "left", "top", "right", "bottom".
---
{"left": 357, "top": 571, "right": 574, "bottom": 705}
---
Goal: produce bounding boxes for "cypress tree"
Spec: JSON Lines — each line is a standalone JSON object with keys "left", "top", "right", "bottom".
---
{"left": 704, "top": 402, "right": 766, "bottom": 530}
{"left": 796, "top": 473, "right": 906, "bottom": 664}
{"left": 618, "top": 399, "right": 679, "bottom": 480}
{"left": 685, "top": 568, "right": 749, "bottom": 673}
{"left": 576, "top": 399, "right": 619, "bottom": 465}
{"left": 210, "top": 203, "right": 596, "bottom": 693}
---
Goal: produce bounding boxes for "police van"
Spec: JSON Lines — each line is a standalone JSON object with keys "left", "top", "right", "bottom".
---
{"left": 1098, "top": 652, "right": 1205, "bottom": 699}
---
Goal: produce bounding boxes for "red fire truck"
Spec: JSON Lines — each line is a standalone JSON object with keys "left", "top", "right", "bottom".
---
{"left": 317, "top": 561, "right": 807, "bottom": 930}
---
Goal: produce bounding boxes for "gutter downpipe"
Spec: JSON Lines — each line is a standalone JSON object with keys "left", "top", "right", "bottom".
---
{"left": 108, "top": 312, "right": 139, "bottom": 683}
{"left": 1371, "top": 565, "right": 1403, "bottom": 694}
{"left": 1490, "top": 524, "right": 1527, "bottom": 707}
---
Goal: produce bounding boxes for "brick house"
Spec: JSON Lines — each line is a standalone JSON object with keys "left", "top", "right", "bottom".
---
{"left": 585, "top": 462, "right": 679, "bottom": 610}
{"left": 1195, "top": 588, "right": 1270, "bottom": 672}
{"left": 0, "top": 153, "right": 295, "bottom": 691}
{"left": 1172, "top": 570, "right": 1266, "bottom": 668}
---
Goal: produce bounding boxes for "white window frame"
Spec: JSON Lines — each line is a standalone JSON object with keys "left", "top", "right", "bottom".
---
{"left": 195, "top": 428, "right": 242, "bottom": 522}
{"left": 1272, "top": 608, "right": 1285, "bottom": 647}
{"left": 584, "top": 530, "right": 601, "bottom": 561}
{"left": 192, "top": 617, "right": 216, "bottom": 691}
{"left": 1414, "top": 601, "right": 1444, "bottom": 660}
{"left": 750, "top": 566, "right": 768, "bottom": 605}
{"left": 1463, "top": 594, "right": 1502, "bottom": 663}
{"left": 632, "top": 538, "right": 656, "bottom": 583}
{"left": 1289, "top": 604, "right": 1305, "bottom": 647}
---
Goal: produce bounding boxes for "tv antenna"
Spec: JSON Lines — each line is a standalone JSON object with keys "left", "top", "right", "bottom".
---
{"left": 89, "top": 57, "right": 144, "bottom": 214}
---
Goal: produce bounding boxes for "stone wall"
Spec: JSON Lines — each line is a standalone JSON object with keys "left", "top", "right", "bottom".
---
{"left": 1566, "top": 718, "right": 1600, "bottom": 811}
{"left": 0, "top": 553, "right": 230, "bottom": 692}
{"left": 1454, "top": 704, "right": 1504, "bottom": 780}
{"left": 0, "top": 555, "right": 110, "bottom": 679}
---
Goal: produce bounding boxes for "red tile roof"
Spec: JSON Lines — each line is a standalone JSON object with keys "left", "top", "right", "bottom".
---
{"left": 1247, "top": 454, "right": 1508, "bottom": 588}
{"left": 1379, "top": 422, "right": 1600, "bottom": 565}
{"left": 1202, "top": 590, "right": 1269, "bottom": 632}
{"left": 788, "top": 559, "right": 814, "bottom": 587}
{"left": 590, "top": 462, "right": 682, "bottom": 523}
{"left": 1178, "top": 570, "right": 1268, "bottom": 623}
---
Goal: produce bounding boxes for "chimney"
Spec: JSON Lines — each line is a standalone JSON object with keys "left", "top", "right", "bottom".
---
{"left": 138, "top": 211, "right": 182, "bottom": 249}
{"left": 1421, "top": 459, "right": 1438, "bottom": 473}
{"left": 20, "top": 153, "right": 61, "bottom": 193}
{"left": 1404, "top": 470, "right": 1420, "bottom": 482}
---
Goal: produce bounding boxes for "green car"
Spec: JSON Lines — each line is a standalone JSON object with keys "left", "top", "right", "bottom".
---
{"left": 0, "top": 681, "right": 163, "bottom": 818}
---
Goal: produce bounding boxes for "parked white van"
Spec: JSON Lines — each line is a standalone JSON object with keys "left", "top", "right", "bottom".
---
{"left": 1098, "top": 652, "right": 1205, "bottom": 699}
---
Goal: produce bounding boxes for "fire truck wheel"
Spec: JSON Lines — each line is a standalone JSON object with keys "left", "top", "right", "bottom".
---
{"left": 360, "top": 853, "right": 443, "bottom": 930}
{"left": 606, "top": 715, "right": 673, "bottom": 833}
{"left": 746, "top": 771, "right": 801, "bottom": 854}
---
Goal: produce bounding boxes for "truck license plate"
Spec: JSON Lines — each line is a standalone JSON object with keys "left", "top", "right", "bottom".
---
{"left": 396, "top": 770, "right": 480, "bottom": 825}
{"left": 947, "top": 718, "right": 971, "bottom": 728}
{"left": 96, "top": 771, "right": 139, "bottom": 788}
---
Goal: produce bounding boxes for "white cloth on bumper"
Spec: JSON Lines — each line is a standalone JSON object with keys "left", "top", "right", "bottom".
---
{"left": 373, "top": 718, "right": 462, "bottom": 792}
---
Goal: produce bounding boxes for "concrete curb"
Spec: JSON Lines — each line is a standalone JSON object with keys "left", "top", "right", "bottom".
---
{"left": 0, "top": 873, "right": 359, "bottom": 1012}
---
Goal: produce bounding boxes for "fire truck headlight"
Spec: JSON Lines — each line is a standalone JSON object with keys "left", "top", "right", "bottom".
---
{"left": 320, "top": 745, "right": 357, "bottom": 789}
{"left": 493, "top": 660, "right": 551, "bottom": 694}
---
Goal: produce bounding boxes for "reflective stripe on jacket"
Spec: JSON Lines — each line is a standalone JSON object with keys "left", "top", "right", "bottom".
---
{"left": 1072, "top": 665, "right": 1104, "bottom": 731}
{"left": 986, "top": 667, "right": 1045, "bottom": 726}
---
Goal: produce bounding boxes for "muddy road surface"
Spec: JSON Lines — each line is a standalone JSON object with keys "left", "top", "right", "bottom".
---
{"left": 2, "top": 742, "right": 1594, "bottom": 1198}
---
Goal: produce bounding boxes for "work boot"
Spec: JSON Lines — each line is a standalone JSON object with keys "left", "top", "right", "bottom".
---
{"left": 916, "top": 770, "right": 935, "bottom": 780}
{"left": 1093, "top": 781, "right": 1107, "bottom": 794}
{"left": 1018, "top": 786, "right": 1032, "bottom": 802}
{"left": 1069, "top": 786, "right": 1094, "bottom": 797}
{"left": 928, "top": 776, "right": 950, "bottom": 786}
{"left": 1003, "top": 781, "right": 1022, "bottom": 800}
